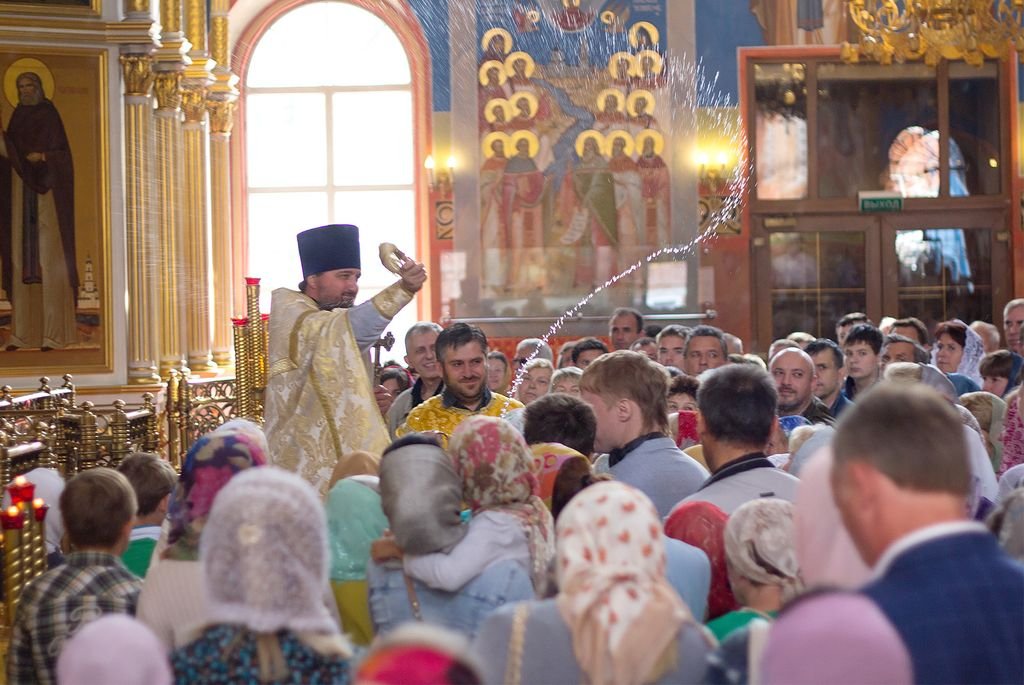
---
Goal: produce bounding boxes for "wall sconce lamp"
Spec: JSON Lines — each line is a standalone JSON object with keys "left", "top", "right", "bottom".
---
{"left": 695, "top": 148, "right": 733, "bottom": 189}
{"left": 425, "top": 155, "right": 456, "bottom": 195}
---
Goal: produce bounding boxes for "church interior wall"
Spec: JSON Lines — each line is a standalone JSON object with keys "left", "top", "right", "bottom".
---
{"left": 0, "top": 0, "right": 1018, "bottom": 388}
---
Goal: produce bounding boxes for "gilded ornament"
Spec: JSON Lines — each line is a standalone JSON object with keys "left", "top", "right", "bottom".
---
{"left": 119, "top": 54, "right": 154, "bottom": 97}
{"left": 153, "top": 70, "right": 182, "bottom": 110}
{"left": 206, "top": 98, "right": 237, "bottom": 135}
{"left": 180, "top": 85, "right": 208, "bottom": 123}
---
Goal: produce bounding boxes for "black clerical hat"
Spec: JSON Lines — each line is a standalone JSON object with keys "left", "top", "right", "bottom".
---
{"left": 297, "top": 224, "right": 361, "bottom": 278}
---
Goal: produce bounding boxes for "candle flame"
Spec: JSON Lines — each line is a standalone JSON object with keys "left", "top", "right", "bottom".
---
{"left": 32, "top": 498, "right": 44, "bottom": 509}
{"left": 6, "top": 505, "right": 18, "bottom": 518}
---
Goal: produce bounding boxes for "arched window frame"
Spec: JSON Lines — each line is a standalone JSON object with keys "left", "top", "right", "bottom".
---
{"left": 231, "top": 0, "right": 434, "bottom": 319}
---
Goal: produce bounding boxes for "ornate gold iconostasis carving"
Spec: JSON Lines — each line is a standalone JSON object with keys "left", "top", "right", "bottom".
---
{"left": 0, "top": 0, "right": 239, "bottom": 390}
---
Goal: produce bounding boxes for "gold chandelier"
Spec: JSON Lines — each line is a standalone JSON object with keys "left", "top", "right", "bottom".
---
{"left": 840, "top": 0, "right": 1024, "bottom": 66}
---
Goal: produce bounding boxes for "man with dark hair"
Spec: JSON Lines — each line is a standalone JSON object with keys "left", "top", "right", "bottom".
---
{"left": 8, "top": 469, "right": 142, "bottom": 684}
{"left": 832, "top": 384, "right": 1024, "bottom": 684}
{"left": 523, "top": 393, "right": 596, "bottom": 456}
{"left": 769, "top": 348, "right": 834, "bottom": 425}
{"left": 890, "top": 316, "right": 930, "bottom": 349}
{"left": 580, "top": 351, "right": 707, "bottom": 517}
{"left": 657, "top": 325, "right": 689, "bottom": 370}
{"left": 571, "top": 337, "right": 609, "bottom": 369}
{"left": 835, "top": 312, "right": 870, "bottom": 346}
{"left": 880, "top": 333, "right": 929, "bottom": 372}
{"left": 683, "top": 325, "right": 727, "bottom": 376}
{"left": 671, "top": 364, "right": 799, "bottom": 515}
{"left": 805, "top": 338, "right": 852, "bottom": 418}
{"left": 629, "top": 336, "right": 658, "bottom": 360}
{"left": 386, "top": 322, "right": 444, "bottom": 438}
{"left": 609, "top": 307, "right": 644, "bottom": 351}
{"left": 843, "top": 323, "right": 883, "bottom": 401}
{"left": 265, "top": 224, "right": 426, "bottom": 496}
{"left": 398, "top": 323, "right": 522, "bottom": 441}
{"left": 117, "top": 453, "right": 177, "bottom": 577}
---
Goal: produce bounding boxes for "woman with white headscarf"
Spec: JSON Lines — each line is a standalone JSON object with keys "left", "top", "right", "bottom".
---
{"left": 707, "top": 498, "right": 803, "bottom": 642}
{"left": 473, "top": 481, "right": 712, "bottom": 685}
{"left": 932, "top": 319, "right": 984, "bottom": 392}
{"left": 170, "top": 467, "right": 351, "bottom": 684}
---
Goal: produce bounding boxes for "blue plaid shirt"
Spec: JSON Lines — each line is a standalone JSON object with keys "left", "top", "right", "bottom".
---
{"left": 7, "top": 551, "right": 141, "bottom": 685}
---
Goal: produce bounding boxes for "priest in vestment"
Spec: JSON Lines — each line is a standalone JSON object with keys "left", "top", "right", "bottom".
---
{"left": 264, "top": 224, "right": 426, "bottom": 497}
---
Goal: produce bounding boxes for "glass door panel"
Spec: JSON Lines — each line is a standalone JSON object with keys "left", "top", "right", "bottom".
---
{"left": 768, "top": 230, "right": 867, "bottom": 340}
{"left": 892, "top": 227, "right": 993, "bottom": 332}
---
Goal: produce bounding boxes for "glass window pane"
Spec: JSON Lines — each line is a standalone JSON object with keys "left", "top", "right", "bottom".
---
{"left": 755, "top": 63, "right": 808, "bottom": 200}
{"left": 248, "top": 192, "right": 329, "bottom": 309}
{"left": 896, "top": 227, "right": 992, "bottom": 330}
{"left": 769, "top": 231, "right": 866, "bottom": 339}
{"left": 949, "top": 62, "right": 1001, "bottom": 196}
{"left": 817, "top": 62, "right": 937, "bottom": 198}
{"left": 333, "top": 190, "right": 415, "bottom": 288}
{"left": 246, "top": 93, "right": 327, "bottom": 188}
{"left": 248, "top": 2, "right": 411, "bottom": 88}
{"left": 332, "top": 91, "right": 414, "bottom": 186}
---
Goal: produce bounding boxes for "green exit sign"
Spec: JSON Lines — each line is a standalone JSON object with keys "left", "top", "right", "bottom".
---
{"left": 858, "top": 191, "right": 903, "bottom": 213}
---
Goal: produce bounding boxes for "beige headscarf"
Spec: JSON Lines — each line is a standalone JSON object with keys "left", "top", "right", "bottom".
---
{"left": 724, "top": 498, "right": 804, "bottom": 603}
{"left": 328, "top": 450, "right": 380, "bottom": 489}
{"left": 556, "top": 481, "right": 693, "bottom": 685}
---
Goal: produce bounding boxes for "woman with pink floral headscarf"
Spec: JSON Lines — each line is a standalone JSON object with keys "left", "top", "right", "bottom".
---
{"left": 404, "top": 416, "right": 555, "bottom": 592}
{"left": 136, "top": 420, "right": 267, "bottom": 648}
{"left": 472, "top": 481, "right": 712, "bottom": 685}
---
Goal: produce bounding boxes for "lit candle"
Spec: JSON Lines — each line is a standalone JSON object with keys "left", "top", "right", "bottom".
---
{"left": 8, "top": 476, "right": 34, "bottom": 506}
{"left": 2, "top": 505, "right": 23, "bottom": 530}
{"left": 424, "top": 155, "right": 436, "bottom": 188}
{"left": 33, "top": 501, "right": 48, "bottom": 523}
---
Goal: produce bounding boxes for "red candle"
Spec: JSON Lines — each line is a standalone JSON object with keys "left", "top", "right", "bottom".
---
{"left": 2, "top": 505, "right": 23, "bottom": 530}
{"left": 245, "top": 277, "right": 261, "bottom": 286}
{"left": 8, "top": 476, "right": 34, "bottom": 506}
{"left": 232, "top": 317, "right": 249, "bottom": 327}
{"left": 33, "top": 501, "right": 48, "bottom": 523}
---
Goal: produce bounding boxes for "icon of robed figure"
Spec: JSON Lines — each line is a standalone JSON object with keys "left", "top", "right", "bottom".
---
{"left": 0, "top": 70, "right": 78, "bottom": 351}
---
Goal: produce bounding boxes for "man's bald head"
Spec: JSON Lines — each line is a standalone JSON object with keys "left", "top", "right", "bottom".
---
{"left": 769, "top": 348, "right": 817, "bottom": 416}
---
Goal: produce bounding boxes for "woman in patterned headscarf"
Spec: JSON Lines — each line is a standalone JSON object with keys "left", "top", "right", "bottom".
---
{"left": 472, "top": 482, "right": 711, "bottom": 685}
{"left": 707, "top": 498, "right": 802, "bottom": 642}
{"left": 403, "top": 416, "right": 555, "bottom": 592}
{"left": 137, "top": 420, "right": 267, "bottom": 648}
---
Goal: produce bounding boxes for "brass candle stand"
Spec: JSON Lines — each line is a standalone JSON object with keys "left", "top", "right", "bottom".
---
{"left": 2, "top": 476, "right": 50, "bottom": 626}
{"left": 231, "top": 277, "right": 269, "bottom": 423}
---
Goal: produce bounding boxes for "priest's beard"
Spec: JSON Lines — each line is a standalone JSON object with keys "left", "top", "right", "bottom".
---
{"left": 317, "top": 294, "right": 356, "bottom": 310}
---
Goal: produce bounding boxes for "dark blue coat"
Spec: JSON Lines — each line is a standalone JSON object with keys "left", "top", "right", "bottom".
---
{"left": 863, "top": 531, "right": 1024, "bottom": 685}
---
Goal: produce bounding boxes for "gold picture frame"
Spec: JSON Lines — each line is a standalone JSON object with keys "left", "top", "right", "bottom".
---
{"left": 0, "top": 46, "right": 112, "bottom": 376}
{"left": 0, "top": 0, "right": 101, "bottom": 18}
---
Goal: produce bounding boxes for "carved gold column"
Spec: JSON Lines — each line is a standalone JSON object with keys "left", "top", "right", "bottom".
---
{"left": 120, "top": 53, "right": 161, "bottom": 384}
{"left": 180, "top": 0, "right": 217, "bottom": 372}
{"left": 153, "top": 0, "right": 191, "bottom": 377}
{"left": 207, "top": 0, "right": 239, "bottom": 367}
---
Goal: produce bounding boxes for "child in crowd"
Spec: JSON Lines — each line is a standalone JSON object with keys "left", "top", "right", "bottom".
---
{"left": 117, "top": 452, "right": 178, "bottom": 577}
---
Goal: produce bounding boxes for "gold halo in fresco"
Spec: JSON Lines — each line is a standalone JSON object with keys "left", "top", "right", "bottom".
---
{"left": 636, "top": 129, "right": 665, "bottom": 155}
{"left": 605, "top": 129, "right": 635, "bottom": 157}
{"left": 511, "top": 130, "right": 540, "bottom": 158}
{"left": 484, "top": 98, "right": 513, "bottom": 123}
{"left": 575, "top": 130, "right": 606, "bottom": 158}
{"left": 482, "top": 131, "right": 512, "bottom": 159}
{"left": 481, "top": 27, "right": 513, "bottom": 55}
{"left": 637, "top": 49, "right": 664, "bottom": 74}
{"left": 511, "top": 92, "right": 538, "bottom": 118}
{"left": 596, "top": 88, "right": 626, "bottom": 113}
{"left": 479, "top": 60, "right": 508, "bottom": 86}
{"left": 607, "top": 51, "right": 639, "bottom": 80}
{"left": 4, "top": 58, "right": 55, "bottom": 109}
{"left": 504, "top": 51, "right": 536, "bottom": 79}
{"left": 626, "top": 89, "right": 655, "bottom": 116}
{"left": 629, "top": 21, "right": 659, "bottom": 49}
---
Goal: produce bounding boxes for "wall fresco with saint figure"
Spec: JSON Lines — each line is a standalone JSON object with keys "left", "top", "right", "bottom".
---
{"left": 472, "top": 0, "right": 676, "bottom": 319}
